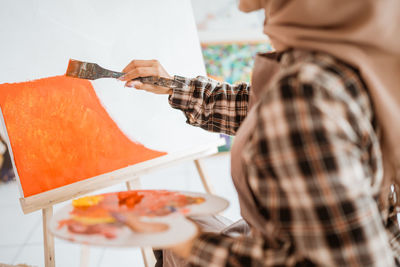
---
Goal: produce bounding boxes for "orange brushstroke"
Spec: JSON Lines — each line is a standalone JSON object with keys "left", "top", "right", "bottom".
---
{"left": 0, "top": 76, "right": 167, "bottom": 197}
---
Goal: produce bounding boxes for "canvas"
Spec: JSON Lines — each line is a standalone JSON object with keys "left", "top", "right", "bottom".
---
{"left": 0, "top": 0, "right": 222, "bottom": 205}
{"left": 0, "top": 76, "right": 167, "bottom": 197}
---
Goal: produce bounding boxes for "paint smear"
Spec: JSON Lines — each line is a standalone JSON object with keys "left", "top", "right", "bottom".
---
{"left": 0, "top": 76, "right": 167, "bottom": 197}
{"left": 59, "top": 190, "right": 205, "bottom": 238}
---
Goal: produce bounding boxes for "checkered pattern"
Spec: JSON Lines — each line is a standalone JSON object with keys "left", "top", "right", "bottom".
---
{"left": 169, "top": 50, "right": 400, "bottom": 266}
{"left": 169, "top": 75, "right": 249, "bottom": 136}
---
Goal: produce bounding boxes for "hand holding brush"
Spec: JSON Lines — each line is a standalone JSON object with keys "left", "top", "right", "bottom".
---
{"left": 66, "top": 59, "right": 186, "bottom": 95}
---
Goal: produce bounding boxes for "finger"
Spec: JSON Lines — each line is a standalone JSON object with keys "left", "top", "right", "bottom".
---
{"left": 126, "top": 81, "right": 158, "bottom": 91}
{"left": 152, "top": 88, "right": 173, "bottom": 95}
{"left": 124, "top": 214, "right": 169, "bottom": 233}
{"left": 122, "top": 60, "right": 154, "bottom": 73}
{"left": 130, "top": 220, "right": 169, "bottom": 233}
{"left": 121, "top": 67, "right": 159, "bottom": 81}
{"left": 125, "top": 81, "right": 143, "bottom": 88}
{"left": 122, "top": 59, "right": 159, "bottom": 73}
{"left": 134, "top": 83, "right": 170, "bottom": 95}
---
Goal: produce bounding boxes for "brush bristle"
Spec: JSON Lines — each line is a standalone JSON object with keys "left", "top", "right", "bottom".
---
{"left": 65, "top": 59, "right": 83, "bottom": 78}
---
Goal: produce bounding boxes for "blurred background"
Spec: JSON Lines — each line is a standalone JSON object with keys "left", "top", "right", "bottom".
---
{"left": 193, "top": 0, "right": 272, "bottom": 152}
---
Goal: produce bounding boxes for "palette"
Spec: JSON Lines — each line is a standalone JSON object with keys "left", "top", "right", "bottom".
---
{"left": 50, "top": 190, "right": 228, "bottom": 248}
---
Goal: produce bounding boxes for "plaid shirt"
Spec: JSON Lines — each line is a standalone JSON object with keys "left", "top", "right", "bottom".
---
{"left": 169, "top": 50, "right": 400, "bottom": 266}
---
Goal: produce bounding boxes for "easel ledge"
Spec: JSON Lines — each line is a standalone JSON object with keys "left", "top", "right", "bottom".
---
{"left": 19, "top": 138, "right": 225, "bottom": 214}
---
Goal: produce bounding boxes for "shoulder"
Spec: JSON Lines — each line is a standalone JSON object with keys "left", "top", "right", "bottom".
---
{"left": 260, "top": 51, "right": 372, "bottom": 118}
{"left": 253, "top": 51, "right": 377, "bottom": 152}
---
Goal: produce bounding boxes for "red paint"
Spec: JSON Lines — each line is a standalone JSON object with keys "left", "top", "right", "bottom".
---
{"left": 0, "top": 76, "right": 167, "bottom": 197}
{"left": 118, "top": 191, "right": 144, "bottom": 208}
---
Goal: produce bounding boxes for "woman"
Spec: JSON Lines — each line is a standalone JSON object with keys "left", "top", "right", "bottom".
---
{"left": 119, "top": 0, "right": 400, "bottom": 266}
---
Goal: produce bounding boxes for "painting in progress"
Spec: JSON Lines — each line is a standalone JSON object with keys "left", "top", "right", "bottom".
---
{"left": 51, "top": 190, "right": 228, "bottom": 247}
{"left": 0, "top": 76, "right": 166, "bottom": 197}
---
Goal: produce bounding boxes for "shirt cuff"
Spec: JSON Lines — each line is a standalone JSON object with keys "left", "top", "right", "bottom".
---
{"left": 168, "top": 76, "right": 195, "bottom": 111}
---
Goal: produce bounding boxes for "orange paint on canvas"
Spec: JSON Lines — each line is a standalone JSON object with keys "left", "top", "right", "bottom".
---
{"left": 0, "top": 76, "right": 166, "bottom": 197}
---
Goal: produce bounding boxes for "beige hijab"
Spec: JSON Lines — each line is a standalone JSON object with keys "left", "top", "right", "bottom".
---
{"left": 242, "top": 0, "right": 400, "bottom": 206}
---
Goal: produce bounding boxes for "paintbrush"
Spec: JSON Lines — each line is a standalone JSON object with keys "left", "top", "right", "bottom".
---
{"left": 65, "top": 59, "right": 185, "bottom": 88}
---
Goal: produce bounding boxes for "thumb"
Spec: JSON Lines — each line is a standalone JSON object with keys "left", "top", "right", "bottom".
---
{"left": 112, "top": 212, "right": 169, "bottom": 233}
{"left": 125, "top": 81, "right": 143, "bottom": 88}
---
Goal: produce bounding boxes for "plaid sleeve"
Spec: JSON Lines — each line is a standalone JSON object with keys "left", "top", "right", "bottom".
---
{"left": 168, "top": 76, "right": 249, "bottom": 135}
{"left": 188, "top": 64, "right": 396, "bottom": 266}
{"left": 189, "top": 232, "right": 296, "bottom": 267}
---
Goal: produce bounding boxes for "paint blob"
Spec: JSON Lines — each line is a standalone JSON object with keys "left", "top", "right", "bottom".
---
{"left": 0, "top": 76, "right": 167, "bottom": 197}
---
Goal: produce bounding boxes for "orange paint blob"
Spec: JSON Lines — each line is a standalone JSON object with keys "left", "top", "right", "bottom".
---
{"left": 0, "top": 76, "right": 166, "bottom": 197}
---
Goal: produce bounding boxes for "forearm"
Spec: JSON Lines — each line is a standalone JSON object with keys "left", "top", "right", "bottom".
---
{"left": 187, "top": 232, "right": 295, "bottom": 267}
{"left": 169, "top": 75, "right": 250, "bottom": 136}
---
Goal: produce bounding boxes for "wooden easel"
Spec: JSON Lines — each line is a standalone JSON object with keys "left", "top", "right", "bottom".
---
{"left": 16, "top": 140, "right": 223, "bottom": 267}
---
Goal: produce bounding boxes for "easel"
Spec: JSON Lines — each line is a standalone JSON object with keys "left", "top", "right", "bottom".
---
{"left": 14, "top": 139, "right": 223, "bottom": 267}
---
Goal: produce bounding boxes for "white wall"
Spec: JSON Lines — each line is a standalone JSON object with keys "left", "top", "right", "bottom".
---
{"left": 191, "top": 0, "right": 267, "bottom": 42}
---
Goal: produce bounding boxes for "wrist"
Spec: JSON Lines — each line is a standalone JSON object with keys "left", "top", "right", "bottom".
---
{"left": 170, "top": 230, "right": 199, "bottom": 259}
{"left": 173, "top": 75, "right": 192, "bottom": 88}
